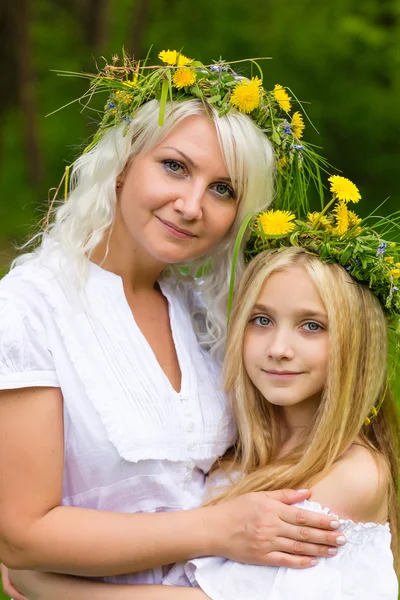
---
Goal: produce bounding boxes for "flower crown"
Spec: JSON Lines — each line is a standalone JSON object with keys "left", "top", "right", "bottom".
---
{"left": 54, "top": 49, "right": 328, "bottom": 207}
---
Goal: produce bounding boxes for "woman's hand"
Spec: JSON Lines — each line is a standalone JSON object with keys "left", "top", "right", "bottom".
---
{"left": 207, "top": 489, "right": 345, "bottom": 568}
{"left": 1, "top": 564, "right": 29, "bottom": 600}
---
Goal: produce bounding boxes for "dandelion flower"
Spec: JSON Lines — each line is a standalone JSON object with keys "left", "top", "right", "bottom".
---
{"left": 307, "top": 211, "right": 331, "bottom": 229}
{"left": 258, "top": 210, "right": 296, "bottom": 236}
{"left": 348, "top": 209, "right": 362, "bottom": 227}
{"left": 384, "top": 256, "right": 394, "bottom": 264}
{"left": 328, "top": 175, "right": 361, "bottom": 203}
{"left": 388, "top": 268, "right": 400, "bottom": 280}
{"left": 230, "top": 77, "right": 263, "bottom": 114}
{"left": 276, "top": 157, "right": 288, "bottom": 170}
{"left": 333, "top": 201, "right": 349, "bottom": 235}
{"left": 115, "top": 91, "right": 133, "bottom": 104}
{"left": 159, "top": 50, "right": 193, "bottom": 66}
{"left": 173, "top": 67, "right": 197, "bottom": 89}
{"left": 274, "top": 84, "right": 292, "bottom": 112}
{"left": 291, "top": 111, "right": 305, "bottom": 139}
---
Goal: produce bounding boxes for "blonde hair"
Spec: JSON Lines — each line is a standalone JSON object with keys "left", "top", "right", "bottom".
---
{"left": 13, "top": 99, "right": 274, "bottom": 360}
{"left": 214, "top": 247, "right": 399, "bottom": 564}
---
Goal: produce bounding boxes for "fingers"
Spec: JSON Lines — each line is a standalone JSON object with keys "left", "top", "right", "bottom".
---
{"left": 280, "top": 504, "right": 341, "bottom": 532}
{"left": 280, "top": 520, "right": 346, "bottom": 548}
{"left": 262, "top": 551, "right": 318, "bottom": 569}
{"left": 273, "top": 535, "right": 341, "bottom": 558}
{"left": 1, "top": 564, "right": 29, "bottom": 600}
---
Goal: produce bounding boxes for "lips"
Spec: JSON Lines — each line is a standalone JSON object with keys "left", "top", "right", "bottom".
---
{"left": 157, "top": 217, "right": 197, "bottom": 238}
{"left": 264, "top": 370, "right": 302, "bottom": 375}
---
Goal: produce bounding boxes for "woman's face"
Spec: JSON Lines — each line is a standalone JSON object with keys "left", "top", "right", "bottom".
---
{"left": 243, "top": 266, "right": 329, "bottom": 416}
{"left": 114, "top": 114, "right": 239, "bottom": 265}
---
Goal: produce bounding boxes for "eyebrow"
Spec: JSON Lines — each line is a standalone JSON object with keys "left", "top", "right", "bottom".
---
{"left": 163, "top": 146, "right": 233, "bottom": 183}
{"left": 252, "top": 303, "right": 328, "bottom": 320}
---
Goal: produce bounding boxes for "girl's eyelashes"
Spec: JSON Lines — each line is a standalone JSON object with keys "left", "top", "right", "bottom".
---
{"left": 161, "top": 159, "right": 236, "bottom": 200}
{"left": 250, "top": 315, "right": 272, "bottom": 327}
{"left": 302, "top": 321, "right": 325, "bottom": 333}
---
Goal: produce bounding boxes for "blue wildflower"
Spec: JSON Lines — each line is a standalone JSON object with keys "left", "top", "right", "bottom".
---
{"left": 291, "top": 144, "right": 304, "bottom": 151}
{"left": 284, "top": 125, "right": 291, "bottom": 134}
{"left": 107, "top": 101, "right": 116, "bottom": 110}
{"left": 376, "top": 242, "right": 387, "bottom": 255}
{"left": 210, "top": 64, "right": 228, "bottom": 73}
{"left": 391, "top": 286, "right": 399, "bottom": 293}
{"left": 123, "top": 115, "right": 131, "bottom": 123}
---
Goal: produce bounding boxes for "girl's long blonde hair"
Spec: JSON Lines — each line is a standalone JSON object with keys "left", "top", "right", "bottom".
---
{"left": 214, "top": 247, "right": 399, "bottom": 564}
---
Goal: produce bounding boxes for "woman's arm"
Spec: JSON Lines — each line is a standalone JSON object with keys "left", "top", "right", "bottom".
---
{"left": 10, "top": 570, "right": 207, "bottom": 600}
{"left": 0, "top": 387, "right": 344, "bottom": 577}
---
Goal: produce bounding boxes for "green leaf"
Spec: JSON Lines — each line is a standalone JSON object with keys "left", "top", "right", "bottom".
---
{"left": 158, "top": 78, "right": 170, "bottom": 126}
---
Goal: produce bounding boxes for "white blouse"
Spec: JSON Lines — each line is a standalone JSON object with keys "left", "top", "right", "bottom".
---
{"left": 0, "top": 247, "right": 236, "bottom": 584}
{"left": 165, "top": 499, "right": 398, "bottom": 599}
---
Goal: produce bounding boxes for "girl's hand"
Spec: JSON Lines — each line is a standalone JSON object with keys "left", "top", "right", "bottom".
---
{"left": 208, "top": 489, "right": 345, "bottom": 568}
{"left": 1, "top": 564, "right": 29, "bottom": 600}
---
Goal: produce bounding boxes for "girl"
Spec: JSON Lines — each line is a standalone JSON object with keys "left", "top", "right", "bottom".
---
{"left": 8, "top": 194, "right": 400, "bottom": 598}
{"left": 0, "top": 51, "right": 343, "bottom": 599}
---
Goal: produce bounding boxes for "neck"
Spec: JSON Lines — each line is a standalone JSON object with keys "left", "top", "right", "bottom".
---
{"left": 276, "top": 397, "right": 317, "bottom": 456}
{"left": 90, "top": 216, "right": 166, "bottom": 294}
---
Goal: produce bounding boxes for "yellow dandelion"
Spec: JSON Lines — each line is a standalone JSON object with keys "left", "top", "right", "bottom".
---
{"left": 332, "top": 201, "right": 349, "bottom": 235}
{"left": 384, "top": 256, "right": 394, "bottom": 264}
{"left": 276, "top": 156, "right": 288, "bottom": 170}
{"left": 230, "top": 77, "right": 263, "bottom": 114}
{"left": 115, "top": 90, "right": 133, "bottom": 104}
{"left": 307, "top": 211, "right": 331, "bottom": 229}
{"left": 328, "top": 175, "right": 361, "bottom": 203}
{"left": 388, "top": 268, "right": 400, "bottom": 279}
{"left": 172, "top": 67, "right": 197, "bottom": 89}
{"left": 291, "top": 111, "right": 305, "bottom": 139}
{"left": 158, "top": 49, "right": 193, "bottom": 66}
{"left": 396, "top": 262, "right": 400, "bottom": 268}
{"left": 258, "top": 210, "right": 296, "bottom": 236}
{"left": 348, "top": 209, "right": 362, "bottom": 227}
{"left": 274, "top": 84, "right": 292, "bottom": 112}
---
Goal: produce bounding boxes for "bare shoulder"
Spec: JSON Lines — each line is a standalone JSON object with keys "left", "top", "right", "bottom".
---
{"left": 309, "top": 444, "right": 389, "bottom": 524}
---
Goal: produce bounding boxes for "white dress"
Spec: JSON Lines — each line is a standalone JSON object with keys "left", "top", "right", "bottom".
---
{"left": 165, "top": 499, "right": 398, "bottom": 599}
{"left": 0, "top": 246, "right": 236, "bottom": 584}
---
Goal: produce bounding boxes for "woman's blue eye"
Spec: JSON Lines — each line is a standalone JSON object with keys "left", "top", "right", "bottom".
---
{"left": 211, "top": 182, "right": 236, "bottom": 199}
{"left": 252, "top": 316, "right": 271, "bottom": 327}
{"left": 303, "top": 322, "right": 322, "bottom": 332}
{"left": 163, "top": 159, "right": 184, "bottom": 174}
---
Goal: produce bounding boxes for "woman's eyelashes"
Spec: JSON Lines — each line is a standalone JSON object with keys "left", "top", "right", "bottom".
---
{"left": 161, "top": 159, "right": 236, "bottom": 200}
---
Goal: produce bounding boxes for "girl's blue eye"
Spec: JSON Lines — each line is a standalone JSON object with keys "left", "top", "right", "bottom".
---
{"left": 252, "top": 316, "right": 271, "bottom": 327}
{"left": 303, "top": 322, "right": 322, "bottom": 332}
{"left": 163, "top": 159, "right": 185, "bottom": 174}
{"left": 211, "top": 182, "right": 236, "bottom": 200}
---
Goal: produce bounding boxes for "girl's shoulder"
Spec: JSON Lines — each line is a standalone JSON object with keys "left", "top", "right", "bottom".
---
{"left": 309, "top": 444, "right": 389, "bottom": 524}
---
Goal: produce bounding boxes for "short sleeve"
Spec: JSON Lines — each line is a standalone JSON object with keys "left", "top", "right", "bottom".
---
{"left": 0, "top": 294, "right": 59, "bottom": 389}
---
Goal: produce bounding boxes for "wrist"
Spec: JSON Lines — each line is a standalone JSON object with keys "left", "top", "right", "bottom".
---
{"left": 193, "top": 504, "right": 225, "bottom": 558}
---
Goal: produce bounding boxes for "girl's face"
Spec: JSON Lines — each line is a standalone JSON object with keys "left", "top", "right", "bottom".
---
{"left": 243, "top": 266, "right": 329, "bottom": 414}
{"left": 114, "top": 114, "right": 239, "bottom": 266}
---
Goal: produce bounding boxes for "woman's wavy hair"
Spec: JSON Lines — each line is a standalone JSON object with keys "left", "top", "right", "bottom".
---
{"left": 212, "top": 247, "right": 400, "bottom": 565}
{"left": 14, "top": 99, "right": 275, "bottom": 360}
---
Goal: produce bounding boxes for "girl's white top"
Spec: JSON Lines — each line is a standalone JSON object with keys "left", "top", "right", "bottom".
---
{"left": 165, "top": 499, "right": 398, "bottom": 599}
{"left": 0, "top": 247, "right": 236, "bottom": 584}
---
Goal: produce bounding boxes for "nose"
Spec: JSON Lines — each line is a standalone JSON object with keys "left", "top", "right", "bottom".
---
{"left": 173, "top": 184, "right": 204, "bottom": 221}
{"left": 267, "top": 327, "right": 295, "bottom": 361}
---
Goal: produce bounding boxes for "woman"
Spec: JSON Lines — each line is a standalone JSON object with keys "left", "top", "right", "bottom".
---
{"left": 0, "top": 51, "right": 344, "bottom": 598}
{"left": 9, "top": 180, "right": 399, "bottom": 599}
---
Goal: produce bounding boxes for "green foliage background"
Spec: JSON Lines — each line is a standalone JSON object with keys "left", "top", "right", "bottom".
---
{"left": 0, "top": 0, "right": 399, "bottom": 597}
